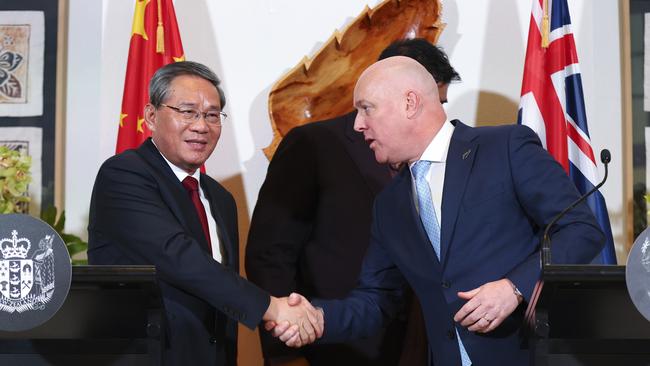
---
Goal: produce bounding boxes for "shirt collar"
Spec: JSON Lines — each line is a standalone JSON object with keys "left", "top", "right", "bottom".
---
{"left": 416, "top": 119, "right": 455, "bottom": 164}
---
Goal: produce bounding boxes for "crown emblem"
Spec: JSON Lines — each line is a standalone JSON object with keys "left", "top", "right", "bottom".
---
{"left": 0, "top": 230, "right": 31, "bottom": 259}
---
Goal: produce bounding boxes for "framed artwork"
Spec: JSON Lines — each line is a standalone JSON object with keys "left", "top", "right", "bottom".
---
{"left": 0, "top": 0, "right": 65, "bottom": 214}
{"left": 0, "top": 11, "right": 44, "bottom": 116}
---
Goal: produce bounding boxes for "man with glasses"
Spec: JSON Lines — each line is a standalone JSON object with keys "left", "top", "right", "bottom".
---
{"left": 88, "top": 61, "right": 324, "bottom": 366}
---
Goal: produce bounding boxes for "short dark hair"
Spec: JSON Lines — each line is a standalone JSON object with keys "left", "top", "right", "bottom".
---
{"left": 379, "top": 38, "right": 460, "bottom": 84}
{"left": 149, "top": 61, "right": 226, "bottom": 108}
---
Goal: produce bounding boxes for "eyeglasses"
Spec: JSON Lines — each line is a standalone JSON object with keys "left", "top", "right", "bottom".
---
{"left": 160, "top": 103, "right": 227, "bottom": 126}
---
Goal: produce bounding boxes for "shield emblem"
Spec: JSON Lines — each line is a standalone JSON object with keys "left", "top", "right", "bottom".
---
{"left": 6, "top": 259, "right": 33, "bottom": 299}
{"left": 18, "top": 260, "right": 33, "bottom": 298}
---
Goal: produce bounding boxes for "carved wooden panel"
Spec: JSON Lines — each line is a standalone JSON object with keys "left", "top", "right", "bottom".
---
{"left": 265, "top": 0, "right": 444, "bottom": 159}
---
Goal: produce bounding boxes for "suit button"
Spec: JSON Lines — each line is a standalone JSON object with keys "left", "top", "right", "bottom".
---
{"left": 447, "top": 330, "right": 455, "bottom": 340}
{"left": 209, "top": 337, "right": 217, "bottom": 344}
{"left": 146, "top": 322, "right": 160, "bottom": 337}
{"left": 441, "top": 281, "right": 450, "bottom": 289}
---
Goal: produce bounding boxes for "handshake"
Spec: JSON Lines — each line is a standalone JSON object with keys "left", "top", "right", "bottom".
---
{"left": 263, "top": 293, "right": 324, "bottom": 347}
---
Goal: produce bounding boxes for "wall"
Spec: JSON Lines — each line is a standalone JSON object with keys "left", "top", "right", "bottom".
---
{"left": 64, "top": 0, "right": 624, "bottom": 364}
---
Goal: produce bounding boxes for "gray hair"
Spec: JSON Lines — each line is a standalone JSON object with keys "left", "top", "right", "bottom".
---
{"left": 148, "top": 61, "right": 226, "bottom": 108}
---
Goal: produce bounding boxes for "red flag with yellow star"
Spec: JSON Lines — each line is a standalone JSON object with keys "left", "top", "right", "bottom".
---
{"left": 116, "top": 0, "right": 185, "bottom": 153}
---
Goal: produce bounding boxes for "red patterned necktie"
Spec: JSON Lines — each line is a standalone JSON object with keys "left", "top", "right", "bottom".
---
{"left": 181, "top": 176, "right": 212, "bottom": 252}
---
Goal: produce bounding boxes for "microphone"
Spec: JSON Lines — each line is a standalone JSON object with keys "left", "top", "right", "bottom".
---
{"left": 541, "top": 149, "right": 610, "bottom": 266}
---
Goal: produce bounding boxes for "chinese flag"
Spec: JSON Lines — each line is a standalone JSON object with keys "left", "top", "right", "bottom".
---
{"left": 116, "top": 0, "right": 185, "bottom": 153}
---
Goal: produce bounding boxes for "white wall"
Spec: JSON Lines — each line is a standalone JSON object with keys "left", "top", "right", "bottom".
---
{"left": 65, "top": 0, "right": 625, "bottom": 262}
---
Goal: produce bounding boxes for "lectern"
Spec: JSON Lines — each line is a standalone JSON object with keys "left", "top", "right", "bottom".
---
{"left": 531, "top": 264, "right": 650, "bottom": 365}
{"left": 0, "top": 265, "right": 163, "bottom": 365}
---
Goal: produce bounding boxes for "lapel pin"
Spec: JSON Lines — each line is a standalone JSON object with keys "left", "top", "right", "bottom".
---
{"left": 462, "top": 149, "right": 471, "bottom": 160}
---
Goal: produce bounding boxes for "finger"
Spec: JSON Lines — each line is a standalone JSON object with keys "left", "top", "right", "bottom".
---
{"left": 285, "top": 332, "right": 303, "bottom": 348}
{"left": 271, "top": 320, "right": 290, "bottom": 337}
{"left": 278, "top": 324, "right": 300, "bottom": 342}
{"left": 454, "top": 299, "right": 481, "bottom": 322}
{"left": 467, "top": 317, "right": 490, "bottom": 332}
{"left": 457, "top": 287, "right": 481, "bottom": 300}
{"left": 481, "top": 316, "right": 503, "bottom": 333}
{"left": 264, "top": 320, "right": 277, "bottom": 331}
{"left": 460, "top": 310, "right": 487, "bottom": 327}
{"left": 305, "top": 307, "right": 321, "bottom": 331}
{"left": 460, "top": 307, "right": 487, "bottom": 327}
{"left": 288, "top": 292, "right": 303, "bottom": 306}
{"left": 299, "top": 317, "right": 316, "bottom": 344}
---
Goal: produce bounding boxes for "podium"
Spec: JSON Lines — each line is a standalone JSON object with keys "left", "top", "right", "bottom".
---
{"left": 0, "top": 265, "right": 164, "bottom": 365}
{"left": 531, "top": 264, "right": 650, "bottom": 365}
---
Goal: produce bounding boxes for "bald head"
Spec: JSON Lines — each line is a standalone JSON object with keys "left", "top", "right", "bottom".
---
{"left": 357, "top": 56, "right": 440, "bottom": 101}
{"left": 353, "top": 56, "right": 447, "bottom": 164}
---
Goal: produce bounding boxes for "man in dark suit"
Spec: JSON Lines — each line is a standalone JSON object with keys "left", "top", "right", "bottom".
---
{"left": 88, "top": 61, "right": 323, "bottom": 366}
{"left": 273, "top": 56, "right": 605, "bottom": 365}
{"left": 246, "top": 40, "right": 460, "bottom": 366}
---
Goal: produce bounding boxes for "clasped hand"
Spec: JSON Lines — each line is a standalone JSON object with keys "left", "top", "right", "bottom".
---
{"left": 263, "top": 293, "right": 324, "bottom": 347}
{"left": 453, "top": 278, "right": 522, "bottom": 333}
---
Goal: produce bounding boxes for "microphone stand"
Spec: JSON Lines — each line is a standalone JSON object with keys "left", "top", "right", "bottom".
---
{"left": 541, "top": 149, "right": 610, "bottom": 267}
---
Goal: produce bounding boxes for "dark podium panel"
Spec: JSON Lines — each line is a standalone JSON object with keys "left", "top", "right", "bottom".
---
{"left": 0, "top": 265, "right": 163, "bottom": 366}
{"left": 531, "top": 265, "right": 650, "bottom": 366}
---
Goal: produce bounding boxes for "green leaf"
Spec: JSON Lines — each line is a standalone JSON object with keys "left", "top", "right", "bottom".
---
{"left": 66, "top": 242, "right": 87, "bottom": 256}
{"left": 60, "top": 233, "right": 83, "bottom": 243}
{"left": 41, "top": 206, "right": 57, "bottom": 226}
{"left": 54, "top": 209, "right": 65, "bottom": 232}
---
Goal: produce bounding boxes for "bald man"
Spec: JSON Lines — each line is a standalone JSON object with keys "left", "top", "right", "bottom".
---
{"left": 271, "top": 56, "right": 604, "bottom": 365}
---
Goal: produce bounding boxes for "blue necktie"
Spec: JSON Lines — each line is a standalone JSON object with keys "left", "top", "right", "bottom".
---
{"left": 412, "top": 160, "right": 472, "bottom": 366}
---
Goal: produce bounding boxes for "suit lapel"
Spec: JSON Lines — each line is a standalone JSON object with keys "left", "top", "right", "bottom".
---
{"left": 340, "top": 111, "right": 392, "bottom": 195}
{"left": 440, "top": 121, "right": 478, "bottom": 268}
{"left": 137, "top": 139, "right": 212, "bottom": 255}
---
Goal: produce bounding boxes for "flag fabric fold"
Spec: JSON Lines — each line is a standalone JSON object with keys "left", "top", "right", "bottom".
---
{"left": 518, "top": 0, "right": 616, "bottom": 264}
{"left": 116, "top": 0, "right": 185, "bottom": 154}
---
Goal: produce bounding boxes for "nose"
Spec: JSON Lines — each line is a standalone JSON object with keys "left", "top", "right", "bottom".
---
{"left": 353, "top": 113, "right": 366, "bottom": 132}
{"left": 188, "top": 116, "right": 210, "bottom": 132}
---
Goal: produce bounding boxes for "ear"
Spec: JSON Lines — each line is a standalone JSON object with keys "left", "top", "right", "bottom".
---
{"left": 405, "top": 90, "right": 420, "bottom": 119}
{"left": 144, "top": 104, "right": 157, "bottom": 132}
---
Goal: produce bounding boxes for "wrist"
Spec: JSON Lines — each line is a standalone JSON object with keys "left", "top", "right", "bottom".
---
{"left": 264, "top": 296, "right": 279, "bottom": 321}
{"left": 506, "top": 279, "right": 524, "bottom": 304}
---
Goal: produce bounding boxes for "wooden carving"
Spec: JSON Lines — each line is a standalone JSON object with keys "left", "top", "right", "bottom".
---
{"left": 265, "top": 0, "right": 444, "bottom": 159}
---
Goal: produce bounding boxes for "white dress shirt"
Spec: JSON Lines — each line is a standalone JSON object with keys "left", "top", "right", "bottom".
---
{"left": 409, "top": 120, "right": 455, "bottom": 226}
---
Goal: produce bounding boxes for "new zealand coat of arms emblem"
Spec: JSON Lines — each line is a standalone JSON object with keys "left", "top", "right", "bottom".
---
{"left": 0, "top": 230, "right": 55, "bottom": 313}
{"left": 0, "top": 214, "right": 71, "bottom": 332}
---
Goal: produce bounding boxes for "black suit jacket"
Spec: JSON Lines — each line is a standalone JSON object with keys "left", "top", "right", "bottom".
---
{"left": 88, "top": 138, "right": 270, "bottom": 366}
{"left": 246, "top": 112, "right": 408, "bottom": 365}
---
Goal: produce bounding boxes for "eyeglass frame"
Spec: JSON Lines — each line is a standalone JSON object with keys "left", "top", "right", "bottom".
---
{"left": 159, "top": 103, "right": 227, "bottom": 126}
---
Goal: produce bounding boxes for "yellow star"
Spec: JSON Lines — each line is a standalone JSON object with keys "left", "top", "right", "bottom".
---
{"left": 136, "top": 117, "right": 145, "bottom": 133}
{"left": 173, "top": 55, "right": 186, "bottom": 62}
{"left": 119, "top": 113, "right": 127, "bottom": 128}
{"left": 131, "top": 0, "right": 150, "bottom": 40}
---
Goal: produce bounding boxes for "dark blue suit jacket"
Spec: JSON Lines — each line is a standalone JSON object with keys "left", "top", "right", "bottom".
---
{"left": 315, "top": 121, "right": 604, "bottom": 366}
{"left": 88, "top": 139, "right": 270, "bottom": 366}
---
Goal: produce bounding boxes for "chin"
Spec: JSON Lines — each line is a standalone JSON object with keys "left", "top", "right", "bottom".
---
{"left": 373, "top": 155, "right": 387, "bottom": 164}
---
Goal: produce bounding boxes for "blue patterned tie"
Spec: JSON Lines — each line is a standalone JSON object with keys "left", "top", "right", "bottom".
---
{"left": 412, "top": 160, "right": 472, "bottom": 366}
